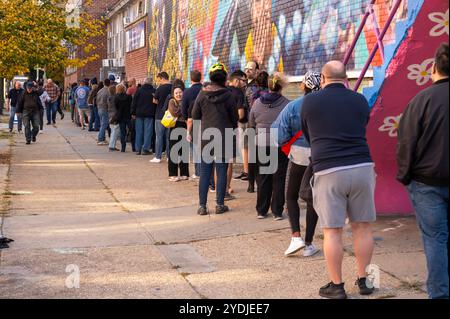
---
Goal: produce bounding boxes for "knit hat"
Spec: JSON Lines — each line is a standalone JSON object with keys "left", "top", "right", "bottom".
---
{"left": 303, "top": 72, "right": 321, "bottom": 91}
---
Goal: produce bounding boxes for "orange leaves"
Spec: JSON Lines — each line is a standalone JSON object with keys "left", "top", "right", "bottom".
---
{"left": 0, "top": 0, "right": 103, "bottom": 79}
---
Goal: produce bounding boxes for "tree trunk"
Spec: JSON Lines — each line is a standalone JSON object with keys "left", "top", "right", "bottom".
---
{"left": 0, "top": 78, "right": 4, "bottom": 115}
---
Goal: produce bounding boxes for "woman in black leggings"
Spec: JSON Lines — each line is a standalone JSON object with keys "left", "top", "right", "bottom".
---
{"left": 272, "top": 71, "right": 322, "bottom": 257}
{"left": 286, "top": 161, "right": 319, "bottom": 257}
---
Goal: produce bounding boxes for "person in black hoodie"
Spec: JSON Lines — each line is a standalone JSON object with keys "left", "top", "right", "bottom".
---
{"left": 397, "top": 43, "right": 449, "bottom": 300}
{"left": 111, "top": 84, "right": 133, "bottom": 153}
{"left": 131, "top": 78, "right": 156, "bottom": 155}
{"left": 192, "top": 63, "right": 238, "bottom": 216}
{"left": 16, "top": 82, "right": 43, "bottom": 145}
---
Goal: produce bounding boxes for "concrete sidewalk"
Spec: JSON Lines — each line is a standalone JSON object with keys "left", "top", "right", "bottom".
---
{"left": 0, "top": 118, "right": 428, "bottom": 299}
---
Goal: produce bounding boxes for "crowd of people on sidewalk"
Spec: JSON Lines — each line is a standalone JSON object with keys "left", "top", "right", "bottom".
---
{"left": 6, "top": 43, "right": 448, "bottom": 300}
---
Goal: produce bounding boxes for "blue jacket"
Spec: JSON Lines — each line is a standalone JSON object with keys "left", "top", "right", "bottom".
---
{"left": 271, "top": 96, "right": 310, "bottom": 148}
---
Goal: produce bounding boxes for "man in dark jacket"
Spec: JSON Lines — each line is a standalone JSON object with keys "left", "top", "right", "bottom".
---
{"left": 182, "top": 71, "right": 203, "bottom": 174}
{"left": 131, "top": 78, "right": 156, "bottom": 155}
{"left": 301, "top": 61, "right": 376, "bottom": 299}
{"left": 397, "top": 43, "right": 449, "bottom": 300}
{"left": 16, "top": 82, "right": 43, "bottom": 145}
{"left": 151, "top": 72, "right": 172, "bottom": 163}
{"left": 6, "top": 81, "right": 24, "bottom": 133}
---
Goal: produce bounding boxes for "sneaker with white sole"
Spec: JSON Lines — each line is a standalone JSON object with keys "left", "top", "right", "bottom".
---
{"left": 303, "top": 244, "right": 319, "bottom": 257}
{"left": 150, "top": 158, "right": 162, "bottom": 163}
{"left": 285, "top": 237, "right": 306, "bottom": 256}
{"left": 168, "top": 177, "right": 180, "bottom": 182}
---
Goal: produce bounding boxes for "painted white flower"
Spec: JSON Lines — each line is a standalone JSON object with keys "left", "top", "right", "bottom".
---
{"left": 379, "top": 114, "right": 403, "bottom": 138}
{"left": 429, "top": 9, "right": 449, "bottom": 37}
{"left": 407, "top": 58, "right": 434, "bottom": 86}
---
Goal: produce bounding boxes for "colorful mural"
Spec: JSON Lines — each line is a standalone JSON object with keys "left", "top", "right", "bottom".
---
{"left": 365, "top": 0, "right": 448, "bottom": 214}
{"left": 147, "top": 0, "right": 448, "bottom": 214}
{"left": 148, "top": 0, "right": 410, "bottom": 82}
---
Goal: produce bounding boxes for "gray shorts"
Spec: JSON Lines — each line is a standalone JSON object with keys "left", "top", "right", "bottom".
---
{"left": 313, "top": 165, "right": 376, "bottom": 228}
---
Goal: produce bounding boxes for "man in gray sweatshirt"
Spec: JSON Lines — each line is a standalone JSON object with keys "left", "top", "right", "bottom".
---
{"left": 96, "top": 79, "right": 111, "bottom": 145}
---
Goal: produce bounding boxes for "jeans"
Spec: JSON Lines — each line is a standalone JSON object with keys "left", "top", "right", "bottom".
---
{"left": 155, "top": 120, "right": 169, "bottom": 159}
{"left": 109, "top": 124, "right": 120, "bottom": 149}
{"left": 256, "top": 146, "right": 289, "bottom": 217}
{"left": 46, "top": 101, "right": 58, "bottom": 124}
{"left": 22, "top": 110, "right": 40, "bottom": 142}
{"left": 9, "top": 106, "right": 22, "bottom": 131}
{"left": 408, "top": 181, "right": 449, "bottom": 299}
{"left": 89, "top": 105, "right": 100, "bottom": 131}
{"left": 135, "top": 117, "right": 154, "bottom": 152}
{"left": 199, "top": 161, "right": 229, "bottom": 207}
{"left": 98, "top": 109, "right": 109, "bottom": 142}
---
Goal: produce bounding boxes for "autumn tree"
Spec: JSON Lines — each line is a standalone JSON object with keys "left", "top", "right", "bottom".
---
{"left": 0, "top": 0, "right": 104, "bottom": 79}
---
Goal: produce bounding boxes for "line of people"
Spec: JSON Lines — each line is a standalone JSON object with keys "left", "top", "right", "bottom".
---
{"left": 66, "top": 43, "right": 448, "bottom": 300}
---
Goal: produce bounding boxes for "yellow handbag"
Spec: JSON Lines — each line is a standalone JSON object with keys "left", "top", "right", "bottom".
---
{"left": 161, "top": 110, "right": 178, "bottom": 128}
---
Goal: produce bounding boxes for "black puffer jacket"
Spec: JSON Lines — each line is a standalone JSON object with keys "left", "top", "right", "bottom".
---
{"left": 131, "top": 84, "right": 156, "bottom": 118}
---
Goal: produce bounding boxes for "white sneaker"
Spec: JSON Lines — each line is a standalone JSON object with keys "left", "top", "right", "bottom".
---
{"left": 150, "top": 158, "right": 162, "bottom": 163}
{"left": 284, "top": 237, "right": 306, "bottom": 256}
{"left": 168, "top": 177, "right": 180, "bottom": 182}
{"left": 191, "top": 174, "right": 199, "bottom": 180}
{"left": 303, "top": 244, "right": 319, "bottom": 257}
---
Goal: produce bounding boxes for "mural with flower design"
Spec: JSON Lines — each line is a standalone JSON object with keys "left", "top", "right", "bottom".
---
{"left": 365, "top": 0, "right": 448, "bottom": 214}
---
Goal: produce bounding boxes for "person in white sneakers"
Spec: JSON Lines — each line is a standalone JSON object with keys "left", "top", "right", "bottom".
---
{"left": 272, "top": 72, "right": 322, "bottom": 257}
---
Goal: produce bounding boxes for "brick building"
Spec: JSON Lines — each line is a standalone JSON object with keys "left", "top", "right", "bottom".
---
{"left": 64, "top": 0, "right": 119, "bottom": 88}
{"left": 105, "top": 0, "right": 149, "bottom": 84}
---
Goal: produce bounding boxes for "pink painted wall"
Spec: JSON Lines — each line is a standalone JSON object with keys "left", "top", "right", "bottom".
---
{"left": 366, "top": 0, "right": 449, "bottom": 214}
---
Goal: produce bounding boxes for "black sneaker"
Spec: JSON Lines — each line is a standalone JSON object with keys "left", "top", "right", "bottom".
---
{"left": 356, "top": 278, "right": 375, "bottom": 296}
{"left": 215, "top": 205, "right": 229, "bottom": 214}
{"left": 32, "top": 136, "right": 36, "bottom": 143}
{"left": 61, "top": 113, "right": 65, "bottom": 120}
{"left": 197, "top": 206, "right": 208, "bottom": 216}
{"left": 26, "top": 141, "right": 31, "bottom": 145}
{"left": 247, "top": 185, "right": 255, "bottom": 193}
{"left": 319, "top": 282, "right": 347, "bottom": 299}
{"left": 9, "top": 129, "right": 12, "bottom": 133}
{"left": 142, "top": 150, "right": 152, "bottom": 156}
{"left": 224, "top": 193, "right": 236, "bottom": 201}
{"left": 136, "top": 151, "right": 142, "bottom": 155}
{"left": 241, "top": 175, "right": 249, "bottom": 181}
{"left": 233, "top": 172, "right": 247, "bottom": 180}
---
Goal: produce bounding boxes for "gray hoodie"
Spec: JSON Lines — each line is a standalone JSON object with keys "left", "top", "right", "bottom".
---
{"left": 96, "top": 86, "right": 110, "bottom": 112}
{"left": 249, "top": 93, "right": 290, "bottom": 147}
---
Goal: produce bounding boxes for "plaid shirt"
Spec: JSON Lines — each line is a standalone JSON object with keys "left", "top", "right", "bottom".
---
{"left": 44, "top": 83, "right": 60, "bottom": 102}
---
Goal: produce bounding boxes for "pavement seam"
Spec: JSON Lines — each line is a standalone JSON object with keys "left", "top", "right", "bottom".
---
{"left": 379, "top": 268, "right": 427, "bottom": 294}
{"left": 54, "top": 126, "right": 157, "bottom": 245}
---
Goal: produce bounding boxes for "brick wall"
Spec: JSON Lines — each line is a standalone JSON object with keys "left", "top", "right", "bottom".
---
{"left": 64, "top": 0, "right": 118, "bottom": 85}
{"left": 125, "top": 18, "right": 149, "bottom": 84}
